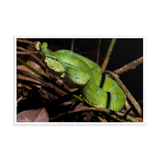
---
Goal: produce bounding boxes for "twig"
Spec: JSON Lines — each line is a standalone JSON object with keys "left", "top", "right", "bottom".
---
{"left": 17, "top": 51, "right": 39, "bottom": 54}
{"left": 17, "top": 44, "right": 45, "bottom": 57}
{"left": 96, "top": 116, "right": 107, "bottom": 122}
{"left": 49, "top": 107, "right": 111, "bottom": 121}
{"left": 17, "top": 39, "right": 33, "bottom": 45}
{"left": 17, "top": 46, "right": 27, "bottom": 51}
{"left": 114, "top": 112, "right": 139, "bottom": 122}
{"left": 17, "top": 51, "right": 46, "bottom": 69}
{"left": 17, "top": 38, "right": 52, "bottom": 53}
{"left": 101, "top": 39, "right": 116, "bottom": 72}
{"left": 105, "top": 70, "right": 142, "bottom": 117}
{"left": 49, "top": 107, "right": 139, "bottom": 122}
{"left": 96, "top": 39, "right": 101, "bottom": 64}
{"left": 114, "top": 56, "right": 143, "bottom": 75}
{"left": 124, "top": 100, "right": 136, "bottom": 117}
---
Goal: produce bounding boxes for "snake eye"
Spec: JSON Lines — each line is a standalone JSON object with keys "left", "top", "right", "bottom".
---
{"left": 55, "top": 58, "right": 58, "bottom": 61}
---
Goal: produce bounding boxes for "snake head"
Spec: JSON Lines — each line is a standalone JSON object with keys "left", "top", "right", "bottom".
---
{"left": 44, "top": 55, "right": 66, "bottom": 77}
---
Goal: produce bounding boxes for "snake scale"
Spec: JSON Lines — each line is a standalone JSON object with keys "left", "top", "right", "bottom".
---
{"left": 34, "top": 41, "right": 126, "bottom": 111}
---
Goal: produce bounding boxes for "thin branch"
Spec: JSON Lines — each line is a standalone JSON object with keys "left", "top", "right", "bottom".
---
{"left": 49, "top": 107, "right": 110, "bottom": 121}
{"left": 124, "top": 100, "right": 136, "bottom": 117}
{"left": 96, "top": 116, "right": 107, "bottom": 122}
{"left": 17, "top": 51, "right": 39, "bottom": 54}
{"left": 17, "top": 51, "right": 46, "bottom": 69}
{"left": 114, "top": 56, "right": 143, "bottom": 75}
{"left": 17, "top": 44, "right": 45, "bottom": 58}
{"left": 17, "top": 46, "right": 27, "bottom": 51}
{"left": 17, "top": 39, "right": 33, "bottom": 45}
{"left": 114, "top": 112, "right": 140, "bottom": 122}
{"left": 101, "top": 39, "right": 116, "bottom": 72}
{"left": 49, "top": 107, "right": 139, "bottom": 122}
{"left": 96, "top": 39, "right": 101, "bottom": 64}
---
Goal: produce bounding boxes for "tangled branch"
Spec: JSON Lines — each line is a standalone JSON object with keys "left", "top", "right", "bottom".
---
{"left": 49, "top": 106, "right": 139, "bottom": 122}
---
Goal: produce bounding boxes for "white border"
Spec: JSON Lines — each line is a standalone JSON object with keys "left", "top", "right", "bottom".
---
{"left": 11, "top": 33, "right": 12, "bottom": 124}
{"left": 13, "top": 32, "right": 146, "bottom": 38}
{"left": 143, "top": 36, "right": 146, "bottom": 124}
{"left": 147, "top": 34, "right": 149, "bottom": 126}
{"left": 14, "top": 35, "right": 145, "bottom": 125}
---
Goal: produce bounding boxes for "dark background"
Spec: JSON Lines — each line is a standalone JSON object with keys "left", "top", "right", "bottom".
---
{"left": 27, "top": 38, "right": 143, "bottom": 108}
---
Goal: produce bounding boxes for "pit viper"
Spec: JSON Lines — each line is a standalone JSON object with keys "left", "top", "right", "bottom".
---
{"left": 34, "top": 41, "right": 126, "bottom": 111}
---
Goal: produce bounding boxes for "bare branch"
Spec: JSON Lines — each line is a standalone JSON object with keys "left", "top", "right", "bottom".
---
{"left": 17, "top": 39, "right": 34, "bottom": 45}
{"left": 49, "top": 106, "right": 139, "bottom": 122}
{"left": 101, "top": 39, "right": 116, "bottom": 72}
{"left": 17, "top": 51, "right": 39, "bottom": 54}
{"left": 114, "top": 56, "right": 143, "bottom": 75}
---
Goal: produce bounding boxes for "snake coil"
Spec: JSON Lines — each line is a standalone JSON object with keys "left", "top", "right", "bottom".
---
{"left": 34, "top": 41, "right": 126, "bottom": 111}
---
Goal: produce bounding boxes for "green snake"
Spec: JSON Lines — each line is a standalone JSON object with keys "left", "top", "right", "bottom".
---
{"left": 34, "top": 41, "right": 126, "bottom": 111}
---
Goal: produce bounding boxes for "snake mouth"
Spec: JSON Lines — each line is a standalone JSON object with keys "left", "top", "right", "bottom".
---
{"left": 44, "top": 57, "right": 66, "bottom": 76}
{"left": 47, "top": 67, "right": 64, "bottom": 77}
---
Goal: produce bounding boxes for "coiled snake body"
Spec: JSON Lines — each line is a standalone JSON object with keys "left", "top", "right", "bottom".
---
{"left": 34, "top": 41, "right": 126, "bottom": 111}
